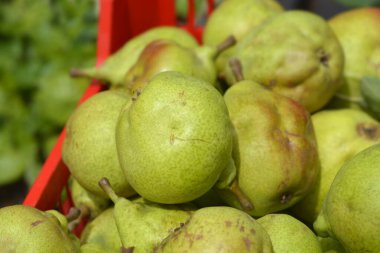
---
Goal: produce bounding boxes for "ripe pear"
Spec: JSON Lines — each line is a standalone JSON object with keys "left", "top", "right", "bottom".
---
{"left": 313, "top": 143, "right": 380, "bottom": 252}
{"left": 116, "top": 71, "right": 235, "bottom": 204}
{"left": 155, "top": 206, "right": 274, "bottom": 253}
{"left": 70, "top": 177, "right": 110, "bottom": 219}
{"left": 124, "top": 36, "right": 236, "bottom": 94}
{"left": 221, "top": 78, "right": 319, "bottom": 216}
{"left": 70, "top": 26, "right": 198, "bottom": 87}
{"left": 257, "top": 214, "right": 323, "bottom": 253}
{"left": 0, "top": 205, "right": 80, "bottom": 253}
{"left": 224, "top": 10, "right": 344, "bottom": 112}
{"left": 327, "top": 8, "right": 380, "bottom": 109}
{"left": 99, "top": 178, "right": 193, "bottom": 253}
{"left": 290, "top": 109, "right": 380, "bottom": 224}
{"left": 80, "top": 207, "right": 122, "bottom": 252}
{"left": 203, "top": 0, "right": 283, "bottom": 76}
{"left": 62, "top": 90, "right": 135, "bottom": 198}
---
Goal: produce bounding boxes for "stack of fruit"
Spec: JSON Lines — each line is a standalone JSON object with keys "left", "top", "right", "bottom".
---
{"left": 1, "top": 1, "right": 380, "bottom": 252}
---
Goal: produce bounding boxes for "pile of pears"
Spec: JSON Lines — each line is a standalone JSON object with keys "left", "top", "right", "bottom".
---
{"left": 2, "top": 1, "right": 380, "bottom": 252}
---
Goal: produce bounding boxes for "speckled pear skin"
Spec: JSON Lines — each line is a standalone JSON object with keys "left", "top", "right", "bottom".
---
{"left": 124, "top": 39, "right": 217, "bottom": 94}
{"left": 327, "top": 8, "right": 380, "bottom": 108}
{"left": 313, "top": 143, "right": 380, "bottom": 253}
{"left": 290, "top": 109, "right": 380, "bottom": 225}
{"left": 221, "top": 81, "right": 319, "bottom": 216}
{"left": 257, "top": 214, "right": 323, "bottom": 253}
{"left": 224, "top": 10, "right": 344, "bottom": 113}
{"left": 155, "top": 206, "right": 274, "bottom": 253}
{"left": 80, "top": 208, "right": 121, "bottom": 252}
{"left": 116, "top": 71, "right": 234, "bottom": 204}
{"left": 0, "top": 205, "right": 79, "bottom": 253}
{"left": 62, "top": 90, "right": 135, "bottom": 198}
{"left": 203, "top": 0, "right": 283, "bottom": 76}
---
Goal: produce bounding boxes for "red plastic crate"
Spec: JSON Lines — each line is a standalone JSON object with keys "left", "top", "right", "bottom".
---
{"left": 23, "top": 0, "right": 215, "bottom": 215}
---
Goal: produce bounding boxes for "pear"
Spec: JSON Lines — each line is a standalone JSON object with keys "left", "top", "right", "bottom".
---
{"left": 220, "top": 62, "right": 319, "bottom": 216}
{"left": 318, "top": 237, "right": 346, "bottom": 253}
{"left": 203, "top": 0, "right": 283, "bottom": 76}
{"left": 257, "top": 214, "right": 323, "bottom": 253}
{"left": 155, "top": 206, "right": 274, "bottom": 253}
{"left": 124, "top": 36, "right": 236, "bottom": 94}
{"left": 290, "top": 109, "right": 380, "bottom": 224}
{"left": 0, "top": 205, "right": 80, "bottom": 253}
{"left": 327, "top": 8, "right": 380, "bottom": 109}
{"left": 70, "top": 26, "right": 198, "bottom": 88}
{"left": 361, "top": 76, "right": 380, "bottom": 119}
{"left": 116, "top": 71, "right": 235, "bottom": 204}
{"left": 62, "top": 89, "right": 135, "bottom": 198}
{"left": 80, "top": 207, "right": 122, "bottom": 253}
{"left": 70, "top": 177, "right": 110, "bottom": 220}
{"left": 224, "top": 10, "right": 344, "bottom": 113}
{"left": 313, "top": 143, "right": 380, "bottom": 253}
{"left": 98, "top": 178, "right": 193, "bottom": 253}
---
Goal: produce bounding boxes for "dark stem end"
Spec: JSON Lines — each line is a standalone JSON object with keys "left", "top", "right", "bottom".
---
{"left": 228, "top": 58, "right": 244, "bottom": 82}
{"left": 65, "top": 207, "right": 81, "bottom": 222}
{"left": 215, "top": 35, "right": 237, "bottom": 58}
{"left": 229, "top": 179, "right": 254, "bottom": 211}
{"left": 121, "top": 246, "right": 135, "bottom": 253}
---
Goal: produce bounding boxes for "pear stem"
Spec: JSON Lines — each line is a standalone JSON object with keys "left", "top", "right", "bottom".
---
{"left": 70, "top": 68, "right": 92, "bottom": 79}
{"left": 98, "top": 177, "right": 120, "bottom": 204}
{"left": 121, "top": 246, "right": 135, "bottom": 253}
{"left": 215, "top": 35, "right": 237, "bottom": 59}
{"left": 65, "top": 207, "right": 81, "bottom": 222}
{"left": 229, "top": 58, "right": 244, "bottom": 82}
{"left": 229, "top": 179, "right": 254, "bottom": 211}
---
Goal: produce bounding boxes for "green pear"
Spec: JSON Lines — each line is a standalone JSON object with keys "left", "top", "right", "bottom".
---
{"left": 98, "top": 178, "right": 193, "bottom": 253}
{"left": 70, "top": 26, "right": 198, "bottom": 87}
{"left": 80, "top": 208, "right": 122, "bottom": 253}
{"left": 0, "top": 205, "right": 80, "bottom": 253}
{"left": 116, "top": 71, "right": 235, "bottom": 204}
{"left": 203, "top": 0, "right": 283, "bottom": 76}
{"left": 224, "top": 10, "right": 344, "bottom": 112}
{"left": 124, "top": 36, "right": 236, "bottom": 94}
{"left": 313, "top": 143, "right": 380, "bottom": 252}
{"left": 361, "top": 76, "right": 380, "bottom": 119}
{"left": 70, "top": 177, "right": 110, "bottom": 220}
{"left": 62, "top": 90, "right": 135, "bottom": 198}
{"left": 327, "top": 8, "right": 380, "bottom": 109}
{"left": 318, "top": 237, "right": 346, "bottom": 253}
{"left": 290, "top": 109, "right": 380, "bottom": 224}
{"left": 80, "top": 243, "right": 110, "bottom": 253}
{"left": 155, "top": 206, "right": 274, "bottom": 253}
{"left": 221, "top": 79, "right": 319, "bottom": 216}
{"left": 257, "top": 214, "right": 323, "bottom": 253}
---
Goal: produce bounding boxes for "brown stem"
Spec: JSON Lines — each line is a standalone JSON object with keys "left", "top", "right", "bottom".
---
{"left": 215, "top": 35, "right": 237, "bottom": 58}
{"left": 65, "top": 207, "right": 81, "bottom": 222}
{"left": 228, "top": 58, "right": 244, "bottom": 82}
{"left": 229, "top": 179, "right": 254, "bottom": 211}
{"left": 70, "top": 68, "right": 91, "bottom": 78}
{"left": 121, "top": 246, "right": 135, "bottom": 253}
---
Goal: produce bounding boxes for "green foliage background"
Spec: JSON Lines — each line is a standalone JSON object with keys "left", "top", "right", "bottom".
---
{"left": 0, "top": 0, "right": 98, "bottom": 187}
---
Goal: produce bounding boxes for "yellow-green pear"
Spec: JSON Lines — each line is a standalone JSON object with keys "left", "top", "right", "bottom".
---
{"left": 62, "top": 90, "right": 135, "bottom": 198}
{"left": 314, "top": 143, "right": 380, "bottom": 252}
{"left": 290, "top": 109, "right": 380, "bottom": 224}
{"left": 0, "top": 205, "right": 80, "bottom": 253}
{"left": 327, "top": 8, "right": 380, "bottom": 108}
{"left": 203, "top": 0, "right": 283, "bottom": 76}
{"left": 225, "top": 10, "right": 344, "bottom": 112}
{"left": 70, "top": 26, "right": 198, "bottom": 88}
{"left": 220, "top": 79, "right": 319, "bottom": 216}
{"left": 155, "top": 206, "right": 274, "bottom": 253}
{"left": 116, "top": 71, "right": 235, "bottom": 204}
{"left": 257, "top": 214, "right": 323, "bottom": 253}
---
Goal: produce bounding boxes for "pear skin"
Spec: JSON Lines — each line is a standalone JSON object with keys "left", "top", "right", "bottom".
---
{"left": 314, "top": 144, "right": 380, "bottom": 252}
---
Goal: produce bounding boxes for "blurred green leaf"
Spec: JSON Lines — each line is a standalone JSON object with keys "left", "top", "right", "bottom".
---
{"left": 334, "top": 0, "right": 380, "bottom": 7}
